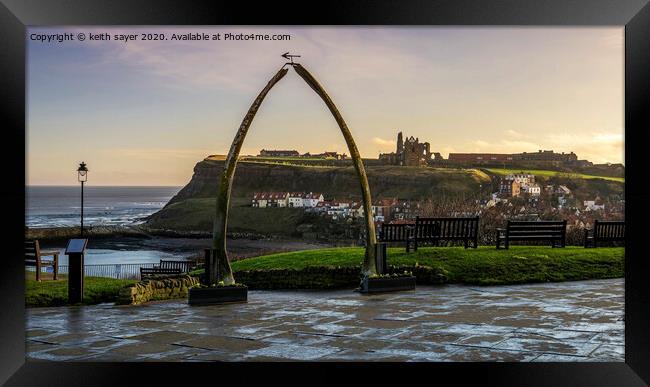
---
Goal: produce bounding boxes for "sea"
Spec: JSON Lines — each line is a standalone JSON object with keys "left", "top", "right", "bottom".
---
{"left": 26, "top": 186, "right": 185, "bottom": 265}
{"left": 26, "top": 186, "right": 181, "bottom": 228}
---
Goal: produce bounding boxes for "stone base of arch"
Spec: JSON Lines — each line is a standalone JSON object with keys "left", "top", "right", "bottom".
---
{"left": 188, "top": 285, "right": 248, "bottom": 306}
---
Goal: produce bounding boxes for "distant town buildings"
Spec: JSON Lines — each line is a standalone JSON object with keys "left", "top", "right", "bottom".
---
{"left": 505, "top": 173, "right": 535, "bottom": 185}
{"left": 446, "top": 150, "right": 586, "bottom": 168}
{"left": 372, "top": 198, "right": 399, "bottom": 221}
{"left": 302, "top": 192, "right": 324, "bottom": 207}
{"left": 499, "top": 179, "right": 521, "bottom": 198}
{"left": 373, "top": 130, "right": 597, "bottom": 169}
{"left": 251, "top": 192, "right": 289, "bottom": 208}
{"left": 259, "top": 149, "right": 300, "bottom": 157}
{"left": 304, "top": 151, "right": 348, "bottom": 160}
{"left": 498, "top": 172, "right": 541, "bottom": 198}
{"left": 287, "top": 192, "right": 305, "bottom": 207}
{"left": 252, "top": 192, "right": 324, "bottom": 208}
{"left": 450, "top": 153, "right": 514, "bottom": 164}
{"left": 584, "top": 199, "right": 605, "bottom": 212}
{"left": 258, "top": 149, "right": 347, "bottom": 159}
{"left": 555, "top": 185, "right": 571, "bottom": 195}
{"left": 250, "top": 183, "right": 618, "bottom": 232}
{"left": 521, "top": 184, "right": 541, "bottom": 196}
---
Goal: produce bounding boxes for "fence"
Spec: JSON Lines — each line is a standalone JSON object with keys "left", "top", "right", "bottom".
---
{"left": 27, "top": 262, "right": 181, "bottom": 280}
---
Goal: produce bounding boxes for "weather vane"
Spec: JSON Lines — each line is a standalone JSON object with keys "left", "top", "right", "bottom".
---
{"left": 282, "top": 52, "right": 301, "bottom": 65}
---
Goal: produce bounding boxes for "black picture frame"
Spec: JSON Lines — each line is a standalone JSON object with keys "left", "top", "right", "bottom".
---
{"left": 1, "top": 0, "right": 649, "bottom": 385}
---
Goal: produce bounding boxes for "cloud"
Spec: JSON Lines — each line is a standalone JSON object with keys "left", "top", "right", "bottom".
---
{"left": 505, "top": 129, "right": 524, "bottom": 139}
{"left": 469, "top": 129, "right": 623, "bottom": 164}
{"left": 371, "top": 137, "right": 396, "bottom": 153}
{"left": 545, "top": 130, "right": 624, "bottom": 163}
{"left": 372, "top": 137, "right": 396, "bottom": 147}
{"left": 103, "top": 147, "right": 214, "bottom": 161}
{"left": 34, "top": 26, "right": 435, "bottom": 95}
{"left": 591, "top": 132, "right": 624, "bottom": 144}
{"left": 473, "top": 140, "right": 491, "bottom": 148}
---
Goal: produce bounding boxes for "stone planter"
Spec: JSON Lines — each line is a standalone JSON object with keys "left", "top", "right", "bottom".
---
{"left": 360, "top": 276, "right": 416, "bottom": 294}
{"left": 188, "top": 285, "right": 248, "bottom": 306}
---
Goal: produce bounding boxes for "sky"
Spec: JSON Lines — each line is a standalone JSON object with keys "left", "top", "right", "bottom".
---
{"left": 27, "top": 27, "right": 624, "bottom": 186}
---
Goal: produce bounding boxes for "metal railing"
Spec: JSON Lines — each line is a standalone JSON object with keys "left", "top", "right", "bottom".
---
{"left": 28, "top": 263, "right": 163, "bottom": 280}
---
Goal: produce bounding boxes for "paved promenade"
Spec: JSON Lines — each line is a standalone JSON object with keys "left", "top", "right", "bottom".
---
{"left": 26, "top": 279, "right": 624, "bottom": 362}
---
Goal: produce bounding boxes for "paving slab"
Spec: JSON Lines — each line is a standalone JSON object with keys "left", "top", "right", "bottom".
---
{"left": 26, "top": 278, "right": 624, "bottom": 362}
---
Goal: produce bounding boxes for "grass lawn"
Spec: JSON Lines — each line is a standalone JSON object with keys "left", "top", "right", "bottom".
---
{"left": 485, "top": 168, "right": 624, "bottom": 183}
{"left": 26, "top": 246, "right": 624, "bottom": 307}
{"left": 230, "top": 246, "right": 624, "bottom": 285}
{"left": 25, "top": 271, "right": 137, "bottom": 307}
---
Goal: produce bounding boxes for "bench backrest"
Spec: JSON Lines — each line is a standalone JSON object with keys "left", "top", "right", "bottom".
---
{"left": 140, "top": 267, "right": 182, "bottom": 278}
{"left": 594, "top": 220, "right": 625, "bottom": 240}
{"left": 159, "top": 260, "right": 194, "bottom": 272}
{"left": 380, "top": 223, "right": 413, "bottom": 241}
{"left": 415, "top": 217, "right": 479, "bottom": 239}
{"left": 25, "top": 240, "right": 41, "bottom": 267}
{"left": 506, "top": 220, "right": 566, "bottom": 238}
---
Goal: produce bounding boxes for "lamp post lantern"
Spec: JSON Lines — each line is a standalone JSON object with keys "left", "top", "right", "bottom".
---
{"left": 77, "top": 162, "right": 88, "bottom": 237}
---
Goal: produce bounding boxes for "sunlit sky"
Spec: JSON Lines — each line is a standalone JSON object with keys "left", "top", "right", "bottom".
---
{"left": 27, "top": 27, "right": 624, "bottom": 186}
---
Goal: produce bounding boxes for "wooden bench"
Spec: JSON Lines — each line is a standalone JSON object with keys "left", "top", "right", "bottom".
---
{"left": 496, "top": 220, "right": 566, "bottom": 249}
{"left": 139, "top": 259, "right": 198, "bottom": 279}
{"left": 25, "top": 240, "right": 59, "bottom": 281}
{"left": 410, "top": 216, "right": 480, "bottom": 252}
{"left": 584, "top": 220, "right": 625, "bottom": 248}
{"left": 378, "top": 223, "right": 414, "bottom": 251}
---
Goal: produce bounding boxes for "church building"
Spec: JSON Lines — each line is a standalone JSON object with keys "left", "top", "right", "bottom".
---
{"left": 378, "top": 131, "right": 432, "bottom": 166}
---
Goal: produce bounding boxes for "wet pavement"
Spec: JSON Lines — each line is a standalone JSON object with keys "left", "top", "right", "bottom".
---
{"left": 26, "top": 279, "right": 624, "bottom": 362}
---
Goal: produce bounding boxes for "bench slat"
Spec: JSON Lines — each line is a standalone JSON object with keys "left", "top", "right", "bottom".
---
{"left": 592, "top": 220, "right": 625, "bottom": 243}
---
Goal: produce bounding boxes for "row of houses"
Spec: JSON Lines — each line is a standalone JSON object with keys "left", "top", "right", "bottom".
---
{"left": 310, "top": 197, "right": 421, "bottom": 222}
{"left": 258, "top": 149, "right": 348, "bottom": 159}
{"left": 251, "top": 192, "right": 324, "bottom": 208}
{"left": 498, "top": 173, "right": 542, "bottom": 198}
{"left": 249, "top": 194, "right": 378, "bottom": 221}
{"left": 251, "top": 192, "right": 421, "bottom": 222}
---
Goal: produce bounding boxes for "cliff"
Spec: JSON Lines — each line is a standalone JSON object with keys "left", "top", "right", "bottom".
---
{"left": 144, "top": 157, "right": 623, "bottom": 236}
{"left": 143, "top": 157, "right": 489, "bottom": 235}
{"left": 165, "top": 157, "right": 491, "bottom": 207}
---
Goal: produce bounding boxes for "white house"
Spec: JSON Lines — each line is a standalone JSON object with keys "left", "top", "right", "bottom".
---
{"left": 302, "top": 192, "right": 324, "bottom": 207}
{"left": 251, "top": 192, "right": 288, "bottom": 208}
{"left": 521, "top": 184, "right": 541, "bottom": 196}
{"left": 349, "top": 203, "right": 364, "bottom": 218}
{"left": 584, "top": 200, "right": 605, "bottom": 211}
{"left": 251, "top": 192, "right": 267, "bottom": 208}
{"left": 505, "top": 173, "right": 535, "bottom": 185}
{"left": 334, "top": 200, "right": 351, "bottom": 209}
{"left": 287, "top": 192, "right": 304, "bottom": 208}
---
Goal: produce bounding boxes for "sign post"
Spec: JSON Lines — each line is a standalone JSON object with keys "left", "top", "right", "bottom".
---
{"left": 66, "top": 238, "right": 88, "bottom": 304}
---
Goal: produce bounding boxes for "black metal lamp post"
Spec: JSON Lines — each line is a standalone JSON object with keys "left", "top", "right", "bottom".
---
{"left": 77, "top": 162, "right": 88, "bottom": 237}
